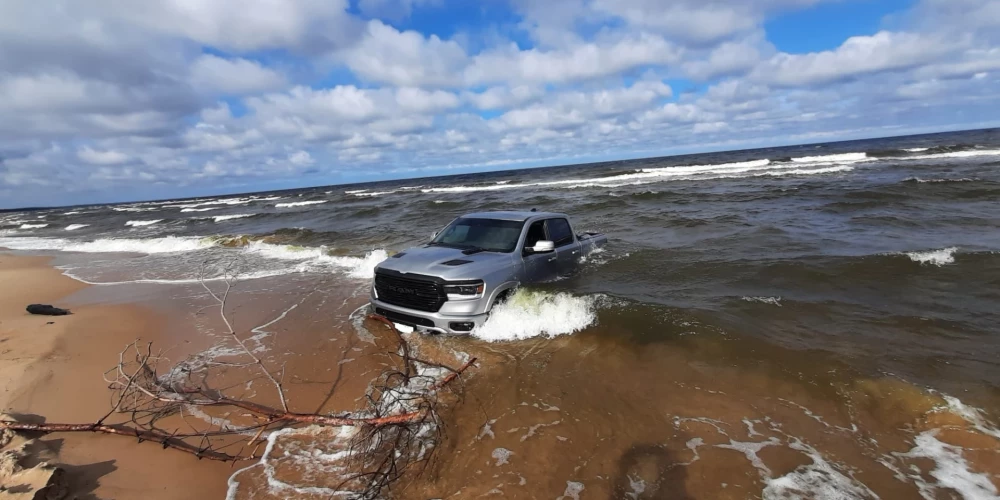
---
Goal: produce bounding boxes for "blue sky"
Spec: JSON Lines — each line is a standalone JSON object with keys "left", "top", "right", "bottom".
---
{"left": 1, "top": 0, "right": 999, "bottom": 208}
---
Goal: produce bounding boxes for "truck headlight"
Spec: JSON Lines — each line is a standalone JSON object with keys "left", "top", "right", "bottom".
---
{"left": 444, "top": 281, "right": 485, "bottom": 299}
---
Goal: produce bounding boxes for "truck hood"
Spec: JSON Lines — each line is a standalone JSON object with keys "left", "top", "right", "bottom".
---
{"left": 375, "top": 245, "right": 514, "bottom": 281}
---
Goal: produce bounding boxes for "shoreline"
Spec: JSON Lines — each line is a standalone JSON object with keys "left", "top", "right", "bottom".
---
{"left": 0, "top": 253, "right": 233, "bottom": 498}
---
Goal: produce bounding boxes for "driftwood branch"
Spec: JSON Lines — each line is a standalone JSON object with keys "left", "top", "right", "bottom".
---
{"left": 1, "top": 267, "right": 479, "bottom": 498}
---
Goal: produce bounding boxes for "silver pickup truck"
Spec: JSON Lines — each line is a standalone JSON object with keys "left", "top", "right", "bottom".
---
{"left": 370, "top": 211, "right": 607, "bottom": 335}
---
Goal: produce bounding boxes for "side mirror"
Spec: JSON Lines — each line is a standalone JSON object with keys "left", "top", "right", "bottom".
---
{"left": 531, "top": 240, "right": 555, "bottom": 253}
{"left": 431, "top": 231, "right": 438, "bottom": 240}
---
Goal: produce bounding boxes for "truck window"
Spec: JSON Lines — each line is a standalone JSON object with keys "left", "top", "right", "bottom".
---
{"left": 545, "top": 218, "right": 573, "bottom": 247}
{"left": 524, "top": 221, "right": 546, "bottom": 252}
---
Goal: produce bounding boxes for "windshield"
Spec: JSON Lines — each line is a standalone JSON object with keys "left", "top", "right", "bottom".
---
{"left": 431, "top": 217, "right": 525, "bottom": 253}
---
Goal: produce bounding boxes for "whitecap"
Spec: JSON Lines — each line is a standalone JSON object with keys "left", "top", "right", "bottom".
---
{"left": 212, "top": 214, "right": 256, "bottom": 222}
{"left": 18, "top": 223, "right": 48, "bottom": 229}
{"left": 64, "top": 224, "right": 89, "bottom": 231}
{"left": 125, "top": 219, "right": 162, "bottom": 227}
{"left": 0, "top": 235, "right": 212, "bottom": 254}
{"left": 274, "top": 200, "right": 326, "bottom": 208}
{"left": 791, "top": 152, "right": 868, "bottom": 163}
{"left": 905, "top": 247, "right": 957, "bottom": 266}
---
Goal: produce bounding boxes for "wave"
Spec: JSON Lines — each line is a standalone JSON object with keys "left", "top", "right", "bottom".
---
{"left": 175, "top": 197, "right": 251, "bottom": 209}
{"left": 741, "top": 296, "right": 783, "bottom": 307}
{"left": 906, "top": 149, "right": 1000, "bottom": 160}
{"left": 275, "top": 200, "right": 326, "bottom": 208}
{"left": 791, "top": 152, "right": 868, "bottom": 163}
{"left": 0, "top": 236, "right": 213, "bottom": 254}
{"left": 344, "top": 189, "right": 368, "bottom": 194}
{"left": 180, "top": 207, "right": 221, "bottom": 212}
{"left": 244, "top": 241, "right": 387, "bottom": 278}
{"left": 904, "top": 147, "right": 929, "bottom": 152}
{"left": 472, "top": 290, "right": 598, "bottom": 341}
{"left": 213, "top": 214, "right": 256, "bottom": 222}
{"left": 112, "top": 206, "right": 159, "bottom": 212}
{"left": 904, "top": 247, "right": 958, "bottom": 266}
{"left": 903, "top": 177, "right": 978, "bottom": 184}
{"left": 125, "top": 219, "right": 162, "bottom": 227}
{"left": 19, "top": 223, "right": 48, "bottom": 229}
{"left": 62, "top": 211, "right": 82, "bottom": 216}
{"left": 64, "top": 224, "right": 89, "bottom": 231}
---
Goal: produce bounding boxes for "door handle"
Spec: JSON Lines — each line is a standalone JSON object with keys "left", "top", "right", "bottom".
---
{"left": 547, "top": 257, "right": 557, "bottom": 262}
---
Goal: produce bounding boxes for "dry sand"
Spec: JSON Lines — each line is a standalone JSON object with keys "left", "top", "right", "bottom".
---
{"left": 0, "top": 254, "right": 232, "bottom": 499}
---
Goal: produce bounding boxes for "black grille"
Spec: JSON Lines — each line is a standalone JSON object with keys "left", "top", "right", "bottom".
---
{"left": 375, "top": 307, "right": 435, "bottom": 328}
{"left": 374, "top": 271, "right": 445, "bottom": 312}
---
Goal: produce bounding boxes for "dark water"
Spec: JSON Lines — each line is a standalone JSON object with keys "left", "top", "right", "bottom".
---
{"left": 3, "top": 128, "right": 1000, "bottom": 498}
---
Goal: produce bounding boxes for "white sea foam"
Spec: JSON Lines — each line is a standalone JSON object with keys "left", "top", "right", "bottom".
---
{"left": 472, "top": 290, "right": 598, "bottom": 342}
{"left": 905, "top": 247, "right": 957, "bottom": 266}
{"left": 0, "top": 235, "right": 213, "bottom": 254}
{"left": 791, "top": 152, "right": 868, "bottom": 163}
{"left": 904, "top": 177, "right": 978, "bottom": 183}
{"left": 213, "top": 214, "right": 256, "bottom": 222}
{"left": 125, "top": 219, "right": 163, "bottom": 227}
{"left": 19, "top": 223, "right": 48, "bottom": 229}
{"left": 244, "top": 241, "right": 388, "bottom": 279}
{"left": 742, "top": 296, "right": 783, "bottom": 306}
{"left": 895, "top": 430, "right": 998, "bottom": 500}
{"left": 112, "top": 206, "right": 159, "bottom": 212}
{"left": 908, "top": 149, "right": 1000, "bottom": 160}
{"left": 904, "top": 147, "right": 929, "bottom": 152}
{"left": 64, "top": 224, "right": 89, "bottom": 231}
{"left": 764, "top": 438, "right": 878, "bottom": 500}
{"left": 344, "top": 189, "right": 368, "bottom": 194}
{"left": 180, "top": 207, "right": 220, "bottom": 212}
{"left": 175, "top": 197, "right": 250, "bottom": 209}
{"left": 275, "top": 200, "right": 326, "bottom": 208}
{"left": 62, "top": 211, "right": 81, "bottom": 215}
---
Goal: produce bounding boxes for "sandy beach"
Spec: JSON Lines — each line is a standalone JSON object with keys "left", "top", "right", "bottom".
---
{"left": 0, "top": 254, "right": 232, "bottom": 498}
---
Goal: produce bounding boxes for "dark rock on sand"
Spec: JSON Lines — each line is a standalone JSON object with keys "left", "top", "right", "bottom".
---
{"left": 25, "top": 305, "right": 70, "bottom": 316}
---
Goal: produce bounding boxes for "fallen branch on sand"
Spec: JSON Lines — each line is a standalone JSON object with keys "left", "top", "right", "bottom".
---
{"left": 1, "top": 262, "right": 478, "bottom": 497}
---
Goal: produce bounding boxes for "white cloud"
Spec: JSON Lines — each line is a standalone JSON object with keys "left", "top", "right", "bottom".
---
{"left": 465, "top": 33, "right": 682, "bottom": 85}
{"left": 465, "top": 86, "right": 545, "bottom": 110}
{"left": 339, "top": 20, "right": 467, "bottom": 86}
{"left": 357, "top": 0, "right": 442, "bottom": 23}
{"left": 189, "top": 55, "right": 286, "bottom": 95}
{"left": 752, "top": 31, "right": 962, "bottom": 86}
{"left": 77, "top": 146, "right": 131, "bottom": 165}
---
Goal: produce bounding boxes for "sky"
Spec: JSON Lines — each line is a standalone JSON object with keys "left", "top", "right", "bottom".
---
{"left": 1, "top": 0, "right": 999, "bottom": 208}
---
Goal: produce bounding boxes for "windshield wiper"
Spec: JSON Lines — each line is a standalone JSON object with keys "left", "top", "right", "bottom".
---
{"left": 461, "top": 246, "right": 488, "bottom": 255}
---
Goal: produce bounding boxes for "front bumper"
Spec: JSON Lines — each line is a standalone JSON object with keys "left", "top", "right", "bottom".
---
{"left": 370, "top": 298, "right": 489, "bottom": 335}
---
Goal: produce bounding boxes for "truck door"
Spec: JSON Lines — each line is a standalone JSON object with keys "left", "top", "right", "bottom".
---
{"left": 522, "top": 220, "right": 558, "bottom": 282}
{"left": 544, "top": 218, "right": 580, "bottom": 276}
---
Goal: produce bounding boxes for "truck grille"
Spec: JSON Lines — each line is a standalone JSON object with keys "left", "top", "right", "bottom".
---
{"left": 374, "top": 271, "right": 445, "bottom": 312}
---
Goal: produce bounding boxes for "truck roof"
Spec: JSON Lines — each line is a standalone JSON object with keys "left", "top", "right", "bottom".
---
{"left": 462, "top": 211, "right": 567, "bottom": 221}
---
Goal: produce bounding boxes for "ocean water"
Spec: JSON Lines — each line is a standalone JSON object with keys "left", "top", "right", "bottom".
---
{"left": 3, "top": 128, "right": 1000, "bottom": 498}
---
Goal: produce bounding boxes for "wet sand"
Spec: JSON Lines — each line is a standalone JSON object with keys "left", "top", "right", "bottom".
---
{"left": 0, "top": 254, "right": 233, "bottom": 498}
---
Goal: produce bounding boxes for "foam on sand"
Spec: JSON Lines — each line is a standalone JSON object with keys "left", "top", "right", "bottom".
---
{"left": 125, "top": 219, "right": 163, "bottom": 227}
{"left": 905, "top": 247, "right": 957, "bottom": 266}
{"left": 763, "top": 438, "right": 879, "bottom": 500}
{"left": 275, "top": 200, "right": 326, "bottom": 208}
{"left": 64, "top": 224, "right": 89, "bottom": 231}
{"left": 472, "top": 290, "right": 598, "bottom": 342}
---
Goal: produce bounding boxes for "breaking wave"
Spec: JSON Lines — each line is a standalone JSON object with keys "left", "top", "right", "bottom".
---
{"left": 64, "top": 224, "right": 89, "bottom": 231}
{"left": 275, "top": 200, "right": 326, "bottom": 208}
{"left": 18, "top": 223, "right": 48, "bottom": 229}
{"left": 213, "top": 214, "right": 256, "bottom": 222}
{"left": 0, "top": 236, "right": 213, "bottom": 254}
{"left": 904, "top": 247, "right": 958, "bottom": 266}
{"left": 125, "top": 219, "right": 162, "bottom": 227}
{"left": 244, "top": 241, "right": 387, "bottom": 279}
{"left": 472, "top": 290, "right": 598, "bottom": 342}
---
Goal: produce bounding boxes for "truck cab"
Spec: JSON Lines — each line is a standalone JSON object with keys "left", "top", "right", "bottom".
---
{"left": 370, "top": 211, "right": 607, "bottom": 335}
